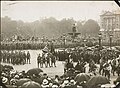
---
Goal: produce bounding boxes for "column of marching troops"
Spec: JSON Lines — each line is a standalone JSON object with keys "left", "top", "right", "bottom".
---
{"left": 37, "top": 52, "right": 57, "bottom": 68}
{"left": 0, "top": 50, "right": 31, "bottom": 65}
{"left": 0, "top": 50, "right": 57, "bottom": 68}
{"left": 1, "top": 42, "right": 45, "bottom": 50}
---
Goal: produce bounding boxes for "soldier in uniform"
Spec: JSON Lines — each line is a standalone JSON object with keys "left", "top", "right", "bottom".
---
{"left": 40, "top": 54, "right": 44, "bottom": 68}
{"left": 27, "top": 51, "right": 30, "bottom": 64}
{"left": 42, "top": 53, "right": 46, "bottom": 68}
{"left": 16, "top": 51, "right": 20, "bottom": 65}
{"left": 0, "top": 51, "right": 3, "bottom": 62}
{"left": 22, "top": 51, "right": 26, "bottom": 64}
{"left": 10, "top": 51, "right": 14, "bottom": 64}
{"left": 3, "top": 51, "right": 6, "bottom": 63}
{"left": 7, "top": 51, "right": 10, "bottom": 63}
{"left": 46, "top": 53, "right": 51, "bottom": 67}
{"left": 37, "top": 54, "right": 41, "bottom": 68}
{"left": 51, "top": 53, "right": 56, "bottom": 67}
{"left": 64, "top": 59, "right": 68, "bottom": 73}
{"left": 19, "top": 51, "right": 22, "bottom": 64}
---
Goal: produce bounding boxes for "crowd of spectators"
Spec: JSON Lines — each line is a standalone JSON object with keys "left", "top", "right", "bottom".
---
{"left": 1, "top": 63, "right": 120, "bottom": 88}
{"left": 1, "top": 45, "right": 120, "bottom": 88}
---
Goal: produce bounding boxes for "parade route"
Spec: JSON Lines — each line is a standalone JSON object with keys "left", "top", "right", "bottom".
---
{"left": 2, "top": 50, "right": 64, "bottom": 78}
{"left": 1, "top": 50, "right": 118, "bottom": 85}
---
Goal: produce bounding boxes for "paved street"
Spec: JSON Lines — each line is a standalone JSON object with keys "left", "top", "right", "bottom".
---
{"left": 2, "top": 50, "right": 64, "bottom": 78}
{"left": 1, "top": 50, "right": 118, "bottom": 84}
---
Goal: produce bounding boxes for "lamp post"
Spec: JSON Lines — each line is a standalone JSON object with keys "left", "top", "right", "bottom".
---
{"left": 63, "top": 34, "right": 67, "bottom": 61}
{"left": 98, "top": 33, "right": 102, "bottom": 50}
{"left": 63, "top": 35, "right": 66, "bottom": 49}
{"left": 109, "top": 34, "right": 113, "bottom": 49}
{"left": 50, "top": 40, "right": 54, "bottom": 54}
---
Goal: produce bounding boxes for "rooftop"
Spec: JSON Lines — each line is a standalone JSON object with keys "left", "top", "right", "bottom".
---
{"left": 100, "top": 10, "right": 120, "bottom": 16}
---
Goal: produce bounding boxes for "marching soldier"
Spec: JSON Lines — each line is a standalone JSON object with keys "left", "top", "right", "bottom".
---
{"left": 0, "top": 51, "right": 2, "bottom": 62}
{"left": 37, "top": 54, "right": 41, "bottom": 68}
{"left": 40, "top": 55, "right": 44, "bottom": 68}
{"left": 6, "top": 51, "right": 10, "bottom": 63}
{"left": 64, "top": 59, "right": 68, "bottom": 73}
{"left": 2, "top": 51, "right": 6, "bottom": 63}
{"left": 42, "top": 53, "right": 46, "bottom": 68}
{"left": 10, "top": 51, "right": 14, "bottom": 64}
{"left": 46, "top": 53, "right": 51, "bottom": 67}
{"left": 23, "top": 51, "right": 27, "bottom": 64}
{"left": 27, "top": 51, "right": 30, "bottom": 64}
{"left": 51, "top": 53, "right": 56, "bottom": 67}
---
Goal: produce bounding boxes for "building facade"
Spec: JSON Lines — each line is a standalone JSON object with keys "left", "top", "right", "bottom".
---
{"left": 100, "top": 10, "right": 120, "bottom": 45}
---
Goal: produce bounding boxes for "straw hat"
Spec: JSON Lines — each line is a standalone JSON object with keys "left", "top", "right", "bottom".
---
{"left": 70, "top": 79, "right": 76, "bottom": 85}
{"left": 63, "top": 80, "right": 69, "bottom": 85}
{"left": 42, "top": 79, "right": 49, "bottom": 85}
{"left": 14, "top": 75, "right": 19, "bottom": 79}
{"left": 10, "top": 78, "right": 17, "bottom": 85}
{"left": 52, "top": 85, "right": 58, "bottom": 88}
{"left": 2, "top": 77, "right": 8, "bottom": 84}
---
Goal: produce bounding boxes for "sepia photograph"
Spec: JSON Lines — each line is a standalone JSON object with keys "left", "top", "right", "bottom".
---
{"left": 1, "top": 1, "right": 120, "bottom": 88}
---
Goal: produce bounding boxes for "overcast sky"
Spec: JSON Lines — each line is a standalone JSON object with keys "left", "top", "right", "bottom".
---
{"left": 1, "top": 1, "right": 119, "bottom": 22}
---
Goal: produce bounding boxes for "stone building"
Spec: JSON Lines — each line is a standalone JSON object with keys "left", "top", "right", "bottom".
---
{"left": 100, "top": 9, "right": 120, "bottom": 45}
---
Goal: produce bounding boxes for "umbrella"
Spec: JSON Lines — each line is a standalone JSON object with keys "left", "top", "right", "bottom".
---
{"left": 21, "top": 81, "right": 42, "bottom": 88}
{"left": 16, "top": 78, "right": 31, "bottom": 86}
{"left": 27, "top": 68, "right": 43, "bottom": 75}
{"left": 74, "top": 73, "right": 90, "bottom": 83}
{"left": 87, "top": 75, "right": 110, "bottom": 87}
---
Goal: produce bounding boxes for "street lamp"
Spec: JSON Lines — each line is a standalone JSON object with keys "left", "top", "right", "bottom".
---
{"left": 50, "top": 40, "right": 54, "bottom": 53}
{"left": 109, "top": 34, "right": 113, "bottom": 48}
{"left": 98, "top": 33, "right": 102, "bottom": 50}
{"left": 62, "top": 35, "right": 67, "bottom": 61}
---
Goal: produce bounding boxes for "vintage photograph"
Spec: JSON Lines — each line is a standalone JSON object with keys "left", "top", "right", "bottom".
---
{"left": 1, "top": 1, "right": 120, "bottom": 88}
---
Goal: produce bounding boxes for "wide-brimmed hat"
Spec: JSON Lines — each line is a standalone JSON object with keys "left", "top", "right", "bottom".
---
{"left": 47, "top": 77, "right": 51, "bottom": 81}
{"left": 61, "top": 80, "right": 69, "bottom": 87}
{"left": 1, "top": 73, "right": 6, "bottom": 76}
{"left": 18, "top": 72, "right": 23, "bottom": 76}
{"left": 49, "top": 82, "right": 53, "bottom": 87}
{"left": 14, "top": 75, "right": 19, "bottom": 79}
{"left": 10, "top": 78, "right": 17, "bottom": 85}
{"left": 63, "top": 80, "right": 69, "bottom": 85}
{"left": 42, "top": 79, "right": 49, "bottom": 85}
{"left": 10, "top": 70, "right": 17, "bottom": 75}
{"left": 70, "top": 79, "right": 76, "bottom": 85}
{"left": 2, "top": 77, "right": 8, "bottom": 84}
{"left": 52, "top": 85, "right": 58, "bottom": 88}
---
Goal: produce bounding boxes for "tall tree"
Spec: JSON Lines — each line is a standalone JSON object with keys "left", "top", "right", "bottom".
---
{"left": 82, "top": 19, "right": 100, "bottom": 36}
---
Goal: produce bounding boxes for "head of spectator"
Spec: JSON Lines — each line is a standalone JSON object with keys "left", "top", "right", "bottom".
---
{"left": 43, "top": 73, "right": 48, "bottom": 79}
{"left": 2, "top": 77, "right": 8, "bottom": 85}
{"left": 42, "top": 79, "right": 49, "bottom": 87}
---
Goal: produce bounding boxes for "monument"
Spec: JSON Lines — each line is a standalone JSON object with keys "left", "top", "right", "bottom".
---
{"left": 68, "top": 23, "right": 81, "bottom": 42}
